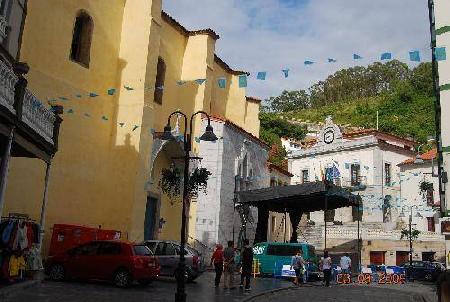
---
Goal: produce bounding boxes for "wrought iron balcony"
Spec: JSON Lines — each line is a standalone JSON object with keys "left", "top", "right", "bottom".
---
{"left": 0, "top": 59, "right": 17, "bottom": 113}
{"left": 341, "top": 176, "right": 368, "bottom": 190}
{"left": 23, "top": 89, "right": 56, "bottom": 144}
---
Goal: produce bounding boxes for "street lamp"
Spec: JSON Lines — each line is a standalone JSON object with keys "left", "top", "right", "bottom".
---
{"left": 161, "top": 110, "right": 217, "bottom": 302}
{"left": 398, "top": 205, "right": 423, "bottom": 266}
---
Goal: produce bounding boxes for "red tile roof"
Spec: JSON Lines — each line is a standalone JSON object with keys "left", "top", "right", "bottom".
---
{"left": 344, "top": 129, "right": 415, "bottom": 148}
{"left": 162, "top": 11, "right": 220, "bottom": 40}
{"left": 268, "top": 163, "right": 293, "bottom": 177}
{"left": 398, "top": 149, "right": 437, "bottom": 165}
{"left": 214, "top": 55, "right": 250, "bottom": 76}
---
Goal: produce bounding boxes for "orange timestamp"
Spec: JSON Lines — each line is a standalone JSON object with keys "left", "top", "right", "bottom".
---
{"left": 336, "top": 273, "right": 406, "bottom": 285}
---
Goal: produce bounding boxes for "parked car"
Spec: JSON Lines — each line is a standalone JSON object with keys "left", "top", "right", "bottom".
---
{"left": 45, "top": 240, "right": 160, "bottom": 287}
{"left": 431, "top": 262, "right": 446, "bottom": 272}
{"left": 401, "top": 261, "right": 441, "bottom": 281}
{"left": 143, "top": 240, "right": 203, "bottom": 282}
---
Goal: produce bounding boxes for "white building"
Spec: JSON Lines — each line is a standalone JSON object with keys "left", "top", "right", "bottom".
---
{"left": 193, "top": 116, "right": 270, "bottom": 257}
{"left": 433, "top": 0, "right": 450, "bottom": 268}
{"left": 288, "top": 117, "right": 445, "bottom": 266}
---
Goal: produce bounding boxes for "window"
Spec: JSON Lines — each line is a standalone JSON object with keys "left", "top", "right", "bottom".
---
{"left": 70, "top": 11, "right": 93, "bottom": 67}
{"left": 384, "top": 163, "right": 391, "bottom": 186}
{"left": 350, "top": 164, "right": 360, "bottom": 186}
{"left": 154, "top": 242, "right": 165, "bottom": 255}
{"left": 72, "top": 242, "right": 100, "bottom": 256}
{"left": 154, "top": 57, "right": 166, "bottom": 104}
{"left": 426, "top": 185, "right": 434, "bottom": 206}
{"left": 271, "top": 216, "right": 276, "bottom": 233}
{"left": 427, "top": 217, "right": 435, "bottom": 232}
{"left": 302, "top": 169, "right": 309, "bottom": 184}
{"left": 134, "top": 245, "right": 153, "bottom": 256}
{"left": 267, "top": 244, "right": 301, "bottom": 256}
{"left": 164, "top": 243, "right": 176, "bottom": 256}
{"left": 99, "top": 242, "right": 122, "bottom": 255}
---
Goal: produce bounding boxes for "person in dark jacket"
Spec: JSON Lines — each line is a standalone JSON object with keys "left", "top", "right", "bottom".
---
{"left": 239, "top": 239, "right": 253, "bottom": 291}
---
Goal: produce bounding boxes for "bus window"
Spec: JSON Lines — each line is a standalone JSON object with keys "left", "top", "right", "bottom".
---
{"left": 267, "top": 244, "right": 301, "bottom": 256}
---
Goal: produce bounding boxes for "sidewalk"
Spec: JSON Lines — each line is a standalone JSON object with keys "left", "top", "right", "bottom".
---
{"left": 0, "top": 272, "right": 45, "bottom": 300}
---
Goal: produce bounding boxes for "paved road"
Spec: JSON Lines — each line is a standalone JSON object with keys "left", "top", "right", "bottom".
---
{"left": 2, "top": 272, "right": 438, "bottom": 302}
{"left": 3, "top": 272, "right": 291, "bottom": 302}
{"left": 249, "top": 284, "right": 437, "bottom": 302}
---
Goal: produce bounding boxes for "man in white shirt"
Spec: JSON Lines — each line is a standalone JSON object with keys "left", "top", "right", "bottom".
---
{"left": 340, "top": 253, "right": 351, "bottom": 275}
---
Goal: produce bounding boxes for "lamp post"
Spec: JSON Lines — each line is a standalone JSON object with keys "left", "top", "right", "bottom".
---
{"left": 161, "top": 110, "right": 217, "bottom": 302}
{"left": 398, "top": 205, "right": 422, "bottom": 266}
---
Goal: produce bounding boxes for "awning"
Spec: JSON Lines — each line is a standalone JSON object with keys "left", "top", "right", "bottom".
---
{"left": 237, "top": 181, "right": 361, "bottom": 213}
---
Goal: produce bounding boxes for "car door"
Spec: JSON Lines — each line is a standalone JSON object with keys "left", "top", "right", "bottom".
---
{"left": 94, "top": 242, "right": 124, "bottom": 280}
{"left": 164, "top": 243, "right": 179, "bottom": 276}
{"left": 65, "top": 242, "right": 100, "bottom": 279}
{"left": 155, "top": 242, "right": 177, "bottom": 276}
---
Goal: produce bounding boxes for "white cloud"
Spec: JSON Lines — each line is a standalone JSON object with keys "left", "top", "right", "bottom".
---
{"left": 163, "top": 0, "right": 431, "bottom": 100}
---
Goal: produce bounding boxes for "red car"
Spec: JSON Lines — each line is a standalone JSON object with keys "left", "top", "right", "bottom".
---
{"left": 45, "top": 240, "right": 160, "bottom": 287}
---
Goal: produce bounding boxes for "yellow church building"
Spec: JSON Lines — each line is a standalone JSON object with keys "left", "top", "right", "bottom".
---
{"left": 3, "top": 0, "right": 262, "bottom": 255}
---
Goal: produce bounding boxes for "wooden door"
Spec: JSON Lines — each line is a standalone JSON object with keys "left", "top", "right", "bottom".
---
{"left": 370, "top": 251, "right": 385, "bottom": 265}
{"left": 396, "top": 251, "right": 409, "bottom": 266}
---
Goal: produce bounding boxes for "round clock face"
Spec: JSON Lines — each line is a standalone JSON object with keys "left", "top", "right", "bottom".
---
{"left": 324, "top": 129, "right": 335, "bottom": 144}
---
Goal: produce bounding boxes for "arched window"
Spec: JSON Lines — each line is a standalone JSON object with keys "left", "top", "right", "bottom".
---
{"left": 154, "top": 57, "right": 166, "bottom": 104}
{"left": 70, "top": 11, "right": 93, "bottom": 67}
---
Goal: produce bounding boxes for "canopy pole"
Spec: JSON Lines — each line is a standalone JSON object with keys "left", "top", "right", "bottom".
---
{"left": 324, "top": 194, "right": 328, "bottom": 250}
{"left": 284, "top": 210, "right": 287, "bottom": 243}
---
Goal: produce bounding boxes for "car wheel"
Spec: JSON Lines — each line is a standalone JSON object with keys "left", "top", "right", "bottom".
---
{"left": 114, "top": 270, "right": 131, "bottom": 288}
{"left": 49, "top": 264, "right": 65, "bottom": 281}
{"left": 425, "top": 273, "right": 433, "bottom": 281}
{"left": 138, "top": 279, "right": 152, "bottom": 286}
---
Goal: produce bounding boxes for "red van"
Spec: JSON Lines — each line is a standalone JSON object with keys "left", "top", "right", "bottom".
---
{"left": 45, "top": 240, "right": 160, "bottom": 287}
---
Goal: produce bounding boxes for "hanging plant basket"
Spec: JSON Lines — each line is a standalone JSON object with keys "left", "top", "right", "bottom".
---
{"left": 419, "top": 180, "right": 433, "bottom": 193}
{"left": 159, "top": 166, "right": 212, "bottom": 203}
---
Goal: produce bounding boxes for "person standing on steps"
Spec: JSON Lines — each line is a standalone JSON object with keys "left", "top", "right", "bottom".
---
{"left": 223, "top": 241, "right": 236, "bottom": 290}
{"left": 240, "top": 239, "right": 254, "bottom": 292}
{"left": 210, "top": 244, "right": 224, "bottom": 288}
{"left": 320, "top": 250, "right": 332, "bottom": 287}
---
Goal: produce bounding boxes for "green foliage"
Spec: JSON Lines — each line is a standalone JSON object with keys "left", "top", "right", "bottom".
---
{"left": 401, "top": 228, "right": 421, "bottom": 241}
{"left": 419, "top": 180, "right": 434, "bottom": 193}
{"left": 268, "top": 90, "right": 310, "bottom": 112}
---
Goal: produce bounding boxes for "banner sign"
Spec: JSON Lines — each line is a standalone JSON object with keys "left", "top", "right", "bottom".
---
{"left": 281, "top": 265, "right": 296, "bottom": 278}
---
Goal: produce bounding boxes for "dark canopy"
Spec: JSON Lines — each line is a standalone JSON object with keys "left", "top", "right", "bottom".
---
{"left": 237, "top": 181, "right": 361, "bottom": 243}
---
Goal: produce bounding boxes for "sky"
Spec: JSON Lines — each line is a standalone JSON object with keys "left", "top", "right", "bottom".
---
{"left": 163, "top": 0, "right": 431, "bottom": 100}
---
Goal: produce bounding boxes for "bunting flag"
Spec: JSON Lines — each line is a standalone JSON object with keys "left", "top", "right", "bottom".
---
{"left": 195, "top": 79, "right": 206, "bottom": 85}
{"left": 435, "top": 47, "right": 447, "bottom": 61}
{"left": 239, "top": 75, "right": 247, "bottom": 88}
{"left": 75, "top": 94, "right": 83, "bottom": 98}
{"left": 101, "top": 115, "right": 109, "bottom": 121}
{"left": 119, "top": 122, "right": 125, "bottom": 127}
{"left": 107, "top": 88, "right": 116, "bottom": 96}
{"left": 89, "top": 93, "right": 99, "bottom": 98}
{"left": 124, "top": 86, "right": 134, "bottom": 91}
{"left": 282, "top": 69, "right": 289, "bottom": 78}
{"left": 409, "top": 50, "right": 421, "bottom": 62}
{"left": 218, "top": 78, "right": 226, "bottom": 89}
{"left": 195, "top": 137, "right": 201, "bottom": 143}
{"left": 381, "top": 52, "right": 392, "bottom": 60}
{"left": 59, "top": 96, "right": 68, "bottom": 101}
{"left": 353, "top": 54, "right": 363, "bottom": 60}
{"left": 67, "top": 109, "right": 74, "bottom": 114}
{"left": 256, "top": 72, "right": 267, "bottom": 80}
{"left": 132, "top": 125, "right": 139, "bottom": 131}
{"left": 177, "top": 80, "right": 187, "bottom": 86}
{"left": 304, "top": 60, "right": 314, "bottom": 65}
{"left": 328, "top": 58, "right": 337, "bottom": 63}
{"left": 84, "top": 113, "right": 91, "bottom": 117}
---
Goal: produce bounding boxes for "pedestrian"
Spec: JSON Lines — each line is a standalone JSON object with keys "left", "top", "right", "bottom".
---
{"left": 290, "top": 249, "right": 305, "bottom": 285}
{"left": 210, "top": 244, "right": 224, "bottom": 288}
{"left": 223, "top": 241, "right": 236, "bottom": 290}
{"left": 340, "top": 253, "right": 351, "bottom": 275}
{"left": 239, "top": 239, "right": 253, "bottom": 291}
{"left": 320, "top": 250, "right": 332, "bottom": 287}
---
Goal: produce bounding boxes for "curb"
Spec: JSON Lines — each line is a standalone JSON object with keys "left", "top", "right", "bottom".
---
{"left": 0, "top": 279, "right": 41, "bottom": 300}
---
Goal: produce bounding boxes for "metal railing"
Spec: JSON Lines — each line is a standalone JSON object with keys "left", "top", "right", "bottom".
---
{"left": 22, "top": 89, "right": 56, "bottom": 143}
{"left": 0, "top": 59, "right": 18, "bottom": 113}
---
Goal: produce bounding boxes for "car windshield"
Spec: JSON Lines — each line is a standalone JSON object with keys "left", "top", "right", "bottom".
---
{"left": 134, "top": 245, "right": 153, "bottom": 256}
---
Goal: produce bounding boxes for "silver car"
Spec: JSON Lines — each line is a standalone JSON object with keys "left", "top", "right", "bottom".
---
{"left": 143, "top": 240, "right": 203, "bottom": 282}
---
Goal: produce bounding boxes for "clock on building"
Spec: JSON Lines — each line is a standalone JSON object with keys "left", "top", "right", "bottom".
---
{"left": 324, "top": 129, "right": 335, "bottom": 144}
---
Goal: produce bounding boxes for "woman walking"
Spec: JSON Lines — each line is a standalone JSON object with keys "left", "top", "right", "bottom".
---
{"left": 210, "top": 244, "right": 224, "bottom": 288}
{"left": 290, "top": 250, "right": 305, "bottom": 285}
{"left": 320, "top": 250, "right": 332, "bottom": 287}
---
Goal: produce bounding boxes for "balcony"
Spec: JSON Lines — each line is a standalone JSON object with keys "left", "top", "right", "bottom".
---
{"left": 0, "top": 59, "right": 17, "bottom": 113}
{"left": 341, "top": 176, "right": 368, "bottom": 190}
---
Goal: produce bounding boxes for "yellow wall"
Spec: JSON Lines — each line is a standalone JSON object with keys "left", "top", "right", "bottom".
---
{"left": 4, "top": 0, "right": 262, "bottom": 254}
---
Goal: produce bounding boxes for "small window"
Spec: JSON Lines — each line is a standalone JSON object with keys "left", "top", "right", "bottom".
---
{"left": 384, "top": 163, "right": 391, "bottom": 186}
{"left": 99, "top": 242, "right": 122, "bottom": 255}
{"left": 427, "top": 217, "right": 435, "bottom": 232}
{"left": 70, "top": 11, "right": 93, "bottom": 67}
{"left": 154, "top": 57, "right": 166, "bottom": 104}
{"left": 302, "top": 169, "right": 309, "bottom": 184}
{"left": 350, "top": 164, "right": 360, "bottom": 186}
{"left": 133, "top": 245, "right": 153, "bottom": 256}
{"left": 426, "top": 185, "right": 434, "bottom": 206}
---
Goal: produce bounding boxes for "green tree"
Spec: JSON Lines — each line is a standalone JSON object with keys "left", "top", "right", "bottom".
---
{"left": 267, "top": 90, "right": 310, "bottom": 112}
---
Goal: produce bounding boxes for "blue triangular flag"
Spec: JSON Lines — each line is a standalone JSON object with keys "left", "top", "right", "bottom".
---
{"left": 132, "top": 125, "right": 139, "bottom": 131}
{"left": 176, "top": 80, "right": 187, "bottom": 86}
{"left": 195, "top": 79, "right": 206, "bottom": 85}
{"left": 238, "top": 75, "right": 247, "bottom": 88}
{"left": 328, "top": 58, "right": 337, "bottom": 63}
{"left": 84, "top": 113, "right": 91, "bottom": 117}
{"left": 409, "top": 51, "right": 421, "bottom": 62}
{"left": 101, "top": 115, "right": 109, "bottom": 121}
{"left": 59, "top": 96, "right": 68, "bottom": 101}
{"left": 282, "top": 69, "right": 289, "bottom": 78}
{"left": 435, "top": 47, "right": 447, "bottom": 61}
{"left": 119, "top": 122, "right": 125, "bottom": 127}
{"left": 353, "top": 54, "right": 363, "bottom": 60}
{"left": 124, "top": 86, "right": 134, "bottom": 91}
{"left": 304, "top": 60, "right": 314, "bottom": 65}
{"left": 107, "top": 88, "right": 116, "bottom": 96}
{"left": 75, "top": 94, "right": 82, "bottom": 98}
{"left": 381, "top": 52, "right": 392, "bottom": 60}
{"left": 256, "top": 72, "right": 266, "bottom": 80}
{"left": 218, "top": 78, "right": 226, "bottom": 88}
{"left": 89, "top": 92, "right": 98, "bottom": 98}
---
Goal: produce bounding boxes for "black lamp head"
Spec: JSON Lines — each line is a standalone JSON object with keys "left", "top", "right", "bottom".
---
{"left": 161, "top": 124, "right": 175, "bottom": 141}
{"left": 199, "top": 124, "right": 218, "bottom": 142}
